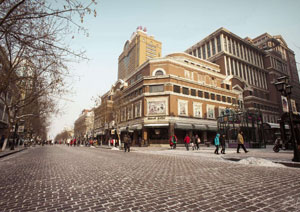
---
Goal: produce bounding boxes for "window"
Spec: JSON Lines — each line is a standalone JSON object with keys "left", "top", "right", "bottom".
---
{"left": 232, "top": 40, "right": 236, "bottom": 55}
{"left": 224, "top": 35, "right": 228, "bottom": 52}
{"left": 217, "top": 36, "right": 221, "bottom": 52}
{"left": 198, "top": 90, "right": 203, "bottom": 98}
{"left": 232, "top": 98, "right": 236, "bottom": 105}
{"left": 226, "top": 84, "right": 230, "bottom": 90}
{"left": 197, "top": 47, "right": 201, "bottom": 58}
{"left": 207, "top": 42, "right": 211, "bottom": 57}
{"left": 217, "top": 95, "right": 221, "bottom": 101}
{"left": 227, "top": 97, "right": 232, "bottom": 103}
{"left": 173, "top": 85, "right": 180, "bottom": 93}
{"left": 135, "top": 101, "right": 142, "bottom": 118}
{"left": 202, "top": 45, "right": 206, "bottom": 59}
{"left": 204, "top": 92, "right": 209, "bottom": 99}
{"left": 139, "top": 88, "right": 143, "bottom": 95}
{"left": 150, "top": 85, "right": 164, "bottom": 93}
{"left": 182, "top": 87, "right": 189, "bottom": 95}
{"left": 193, "top": 102, "right": 202, "bottom": 118}
{"left": 228, "top": 39, "right": 232, "bottom": 54}
{"left": 212, "top": 38, "right": 216, "bottom": 55}
{"left": 207, "top": 105, "right": 215, "bottom": 119}
{"left": 222, "top": 96, "right": 226, "bottom": 102}
{"left": 191, "top": 89, "right": 196, "bottom": 96}
{"left": 178, "top": 100, "right": 188, "bottom": 116}
{"left": 211, "top": 93, "right": 215, "bottom": 100}
{"left": 136, "top": 73, "right": 143, "bottom": 80}
{"left": 155, "top": 70, "right": 164, "bottom": 76}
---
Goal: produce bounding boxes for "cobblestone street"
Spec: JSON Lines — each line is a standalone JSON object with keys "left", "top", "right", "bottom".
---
{"left": 0, "top": 146, "right": 300, "bottom": 212}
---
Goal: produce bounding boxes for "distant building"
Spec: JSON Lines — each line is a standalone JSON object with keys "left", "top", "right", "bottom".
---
{"left": 118, "top": 26, "right": 162, "bottom": 80}
{"left": 74, "top": 109, "right": 94, "bottom": 143}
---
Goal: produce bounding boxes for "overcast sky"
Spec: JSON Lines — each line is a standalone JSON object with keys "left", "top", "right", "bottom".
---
{"left": 48, "top": 0, "right": 300, "bottom": 139}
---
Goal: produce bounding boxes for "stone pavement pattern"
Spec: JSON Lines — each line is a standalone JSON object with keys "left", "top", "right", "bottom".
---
{"left": 0, "top": 146, "right": 299, "bottom": 212}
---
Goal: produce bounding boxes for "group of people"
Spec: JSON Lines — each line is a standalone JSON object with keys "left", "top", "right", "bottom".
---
{"left": 214, "top": 130, "right": 248, "bottom": 154}
{"left": 169, "top": 134, "right": 201, "bottom": 151}
{"left": 169, "top": 130, "right": 249, "bottom": 154}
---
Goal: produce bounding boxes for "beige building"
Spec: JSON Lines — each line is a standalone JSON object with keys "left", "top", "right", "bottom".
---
{"left": 74, "top": 109, "right": 94, "bottom": 142}
{"left": 185, "top": 27, "right": 300, "bottom": 124}
{"left": 118, "top": 26, "right": 162, "bottom": 80}
{"left": 97, "top": 52, "right": 238, "bottom": 145}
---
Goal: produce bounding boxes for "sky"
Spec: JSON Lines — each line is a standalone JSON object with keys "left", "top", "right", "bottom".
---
{"left": 48, "top": 0, "right": 300, "bottom": 139}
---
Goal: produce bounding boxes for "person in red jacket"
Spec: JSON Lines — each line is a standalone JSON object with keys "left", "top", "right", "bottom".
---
{"left": 169, "top": 134, "right": 177, "bottom": 149}
{"left": 184, "top": 134, "right": 190, "bottom": 151}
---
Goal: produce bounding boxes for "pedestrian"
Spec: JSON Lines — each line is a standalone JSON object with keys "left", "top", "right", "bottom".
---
{"left": 124, "top": 134, "right": 131, "bottom": 152}
{"left": 214, "top": 133, "right": 220, "bottom": 154}
{"left": 191, "top": 135, "right": 196, "bottom": 150}
{"left": 184, "top": 134, "right": 190, "bottom": 151}
{"left": 195, "top": 134, "right": 200, "bottom": 150}
{"left": 237, "top": 130, "right": 248, "bottom": 153}
{"left": 220, "top": 134, "right": 226, "bottom": 154}
{"left": 169, "top": 134, "right": 177, "bottom": 149}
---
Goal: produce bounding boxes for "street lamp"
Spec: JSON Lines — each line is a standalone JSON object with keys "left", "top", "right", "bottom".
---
{"left": 275, "top": 76, "right": 300, "bottom": 162}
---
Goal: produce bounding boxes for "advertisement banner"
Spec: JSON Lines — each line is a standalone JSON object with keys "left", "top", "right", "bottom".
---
{"left": 281, "top": 96, "right": 288, "bottom": 112}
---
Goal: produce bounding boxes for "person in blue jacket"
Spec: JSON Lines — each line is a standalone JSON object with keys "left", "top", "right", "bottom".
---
{"left": 214, "top": 133, "right": 220, "bottom": 155}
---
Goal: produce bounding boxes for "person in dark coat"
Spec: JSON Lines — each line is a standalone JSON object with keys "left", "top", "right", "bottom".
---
{"left": 220, "top": 134, "right": 226, "bottom": 154}
{"left": 124, "top": 134, "right": 131, "bottom": 152}
{"left": 194, "top": 134, "right": 200, "bottom": 150}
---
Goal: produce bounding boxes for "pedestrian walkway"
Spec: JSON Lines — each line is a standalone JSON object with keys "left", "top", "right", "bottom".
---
{"left": 0, "top": 146, "right": 26, "bottom": 158}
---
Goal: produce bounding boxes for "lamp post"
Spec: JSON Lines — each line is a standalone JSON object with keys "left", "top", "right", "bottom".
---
{"left": 275, "top": 76, "right": 300, "bottom": 162}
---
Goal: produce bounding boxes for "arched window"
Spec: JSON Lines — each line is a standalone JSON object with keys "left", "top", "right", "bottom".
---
{"left": 152, "top": 68, "right": 166, "bottom": 76}
{"left": 155, "top": 70, "right": 164, "bottom": 76}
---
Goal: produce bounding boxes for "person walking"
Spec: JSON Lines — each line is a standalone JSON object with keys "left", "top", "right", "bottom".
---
{"left": 169, "top": 134, "right": 177, "bottom": 149}
{"left": 191, "top": 135, "right": 196, "bottom": 150}
{"left": 237, "top": 130, "right": 248, "bottom": 153}
{"left": 184, "top": 134, "right": 190, "bottom": 151}
{"left": 124, "top": 134, "right": 131, "bottom": 152}
{"left": 214, "top": 133, "right": 220, "bottom": 154}
{"left": 220, "top": 134, "right": 226, "bottom": 154}
{"left": 195, "top": 134, "right": 200, "bottom": 150}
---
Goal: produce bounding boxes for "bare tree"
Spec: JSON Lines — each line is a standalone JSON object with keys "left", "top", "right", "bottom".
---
{"left": 0, "top": 0, "right": 97, "bottom": 149}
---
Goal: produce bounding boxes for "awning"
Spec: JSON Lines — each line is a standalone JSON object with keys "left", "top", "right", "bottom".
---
{"left": 144, "top": 123, "right": 169, "bottom": 127}
{"left": 129, "top": 124, "right": 142, "bottom": 130}
{"left": 207, "top": 125, "right": 218, "bottom": 131}
{"left": 193, "top": 124, "right": 207, "bottom": 130}
{"left": 174, "top": 123, "right": 193, "bottom": 129}
{"left": 264, "top": 123, "right": 289, "bottom": 129}
{"left": 119, "top": 127, "right": 127, "bottom": 132}
{"left": 264, "top": 123, "right": 280, "bottom": 129}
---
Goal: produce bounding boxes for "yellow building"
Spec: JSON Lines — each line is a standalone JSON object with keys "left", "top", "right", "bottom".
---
{"left": 118, "top": 26, "right": 162, "bottom": 80}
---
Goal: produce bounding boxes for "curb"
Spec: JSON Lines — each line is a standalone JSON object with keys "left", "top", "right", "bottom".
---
{"left": 0, "top": 148, "right": 27, "bottom": 158}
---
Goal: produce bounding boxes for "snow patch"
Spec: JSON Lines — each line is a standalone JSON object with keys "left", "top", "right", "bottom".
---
{"left": 111, "top": 147, "right": 119, "bottom": 151}
{"left": 238, "top": 157, "right": 284, "bottom": 168}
